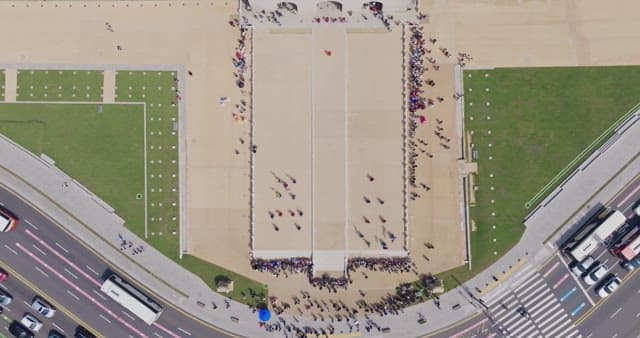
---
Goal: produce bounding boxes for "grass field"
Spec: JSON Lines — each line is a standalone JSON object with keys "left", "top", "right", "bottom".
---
{"left": 17, "top": 70, "right": 103, "bottom": 101}
{"left": 442, "top": 66, "right": 640, "bottom": 284}
{"left": 0, "top": 103, "right": 145, "bottom": 230}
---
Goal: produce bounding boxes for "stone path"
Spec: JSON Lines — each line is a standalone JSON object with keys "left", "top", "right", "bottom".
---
{"left": 4, "top": 68, "right": 17, "bottom": 102}
{"left": 102, "top": 69, "right": 115, "bottom": 103}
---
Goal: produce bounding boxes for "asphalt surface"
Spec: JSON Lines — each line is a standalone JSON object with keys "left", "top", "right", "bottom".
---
{"left": 428, "top": 176, "right": 640, "bottom": 338}
{"left": 0, "top": 187, "right": 232, "bottom": 338}
{"left": 0, "top": 268, "right": 78, "bottom": 338}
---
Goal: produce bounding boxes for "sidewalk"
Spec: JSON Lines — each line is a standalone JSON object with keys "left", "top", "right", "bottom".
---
{"left": 0, "top": 104, "right": 638, "bottom": 338}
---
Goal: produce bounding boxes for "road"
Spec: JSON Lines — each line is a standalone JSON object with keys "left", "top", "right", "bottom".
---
{"left": 0, "top": 267, "right": 78, "bottom": 338}
{"left": 0, "top": 187, "right": 232, "bottom": 338}
{"left": 427, "top": 176, "right": 640, "bottom": 338}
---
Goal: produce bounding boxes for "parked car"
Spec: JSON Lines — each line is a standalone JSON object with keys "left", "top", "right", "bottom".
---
{"left": 622, "top": 256, "right": 640, "bottom": 271}
{"left": 597, "top": 276, "right": 622, "bottom": 298}
{"left": 74, "top": 326, "right": 96, "bottom": 338}
{"left": 634, "top": 203, "right": 640, "bottom": 217}
{"left": 0, "top": 267, "right": 9, "bottom": 282}
{"left": 571, "top": 256, "right": 595, "bottom": 276}
{"left": 583, "top": 264, "right": 608, "bottom": 285}
{"left": 48, "top": 329, "right": 66, "bottom": 338}
{"left": 0, "top": 288, "right": 13, "bottom": 305}
{"left": 20, "top": 313, "right": 43, "bottom": 332}
{"left": 9, "top": 321, "right": 34, "bottom": 338}
{"left": 31, "top": 297, "right": 56, "bottom": 318}
{"left": 0, "top": 205, "right": 18, "bottom": 232}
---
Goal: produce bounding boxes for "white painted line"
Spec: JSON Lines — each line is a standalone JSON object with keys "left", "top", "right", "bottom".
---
{"left": 24, "top": 219, "right": 38, "bottom": 230}
{"left": 516, "top": 323, "right": 538, "bottom": 338}
{"left": 617, "top": 183, "right": 640, "bottom": 208}
{"left": 100, "top": 314, "right": 112, "bottom": 323}
{"left": 64, "top": 268, "right": 79, "bottom": 280}
{"left": 541, "top": 313, "right": 568, "bottom": 334}
{"left": 523, "top": 288, "right": 550, "bottom": 306}
{"left": 66, "top": 289, "right": 80, "bottom": 301}
{"left": 55, "top": 242, "right": 69, "bottom": 253}
{"left": 85, "top": 265, "right": 99, "bottom": 276}
{"left": 529, "top": 293, "right": 554, "bottom": 314}
{"left": 52, "top": 323, "right": 65, "bottom": 333}
{"left": 635, "top": 311, "right": 640, "bottom": 318}
{"left": 544, "top": 317, "right": 570, "bottom": 336}
{"left": 122, "top": 310, "right": 136, "bottom": 321}
{"left": 515, "top": 277, "right": 543, "bottom": 295}
{"left": 92, "top": 289, "right": 107, "bottom": 301}
{"left": 610, "top": 307, "right": 623, "bottom": 319}
{"left": 521, "top": 284, "right": 549, "bottom": 304}
{"left": 177, "top": 327, "right": 192, "bottom": 336}
{"left": 612, "top": 333, "right": 618, "bottom": 338}
{"left": 35, "top": 266, "right": 49, "bottom": 277}
{"left": 586, "top": 333, "right": 593, "bottom": 338}
{"left": 4, "top": 244, "right": 17, "bottom": 255}
{"left": 556, "top": 252, "right": 595, "bottom": 306}
{"left": 543, "top": 261, "right": 560, "bottom": 278}
{"left": 154, "top": 333, "right": 165, "bottom": 338}
{"left": 536, "top": 302, "right": 561, "bottom": 324}
{"left": 31, "top": 244, "right": 46, "bottom": 256}
{"left": 508, "top": 318, "right": 534, "bottom": 337}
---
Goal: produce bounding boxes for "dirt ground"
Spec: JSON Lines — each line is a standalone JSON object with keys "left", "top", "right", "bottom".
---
{"left": 1, "top": 0, "right": 639, "bottom": 313}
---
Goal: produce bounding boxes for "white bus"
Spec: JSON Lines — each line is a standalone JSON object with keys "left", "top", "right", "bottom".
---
{"left": 568, "top": 210, "right": 626, "bottom": 261}
{"left": 100, "top": 274, "right": 163, "bottom": 325}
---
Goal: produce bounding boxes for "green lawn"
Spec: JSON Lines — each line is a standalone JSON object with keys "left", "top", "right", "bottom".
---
{"left": 0, "top": 103, "right": 145, "bottom": 230}
{"left": 451, "top": 66, "right": 640, "bottom": 283}
{"left": 116, "top": 71, "right": 180, "bottom": 243}
{"left": 17, "top": 70, "right": 103, "bottom": 101}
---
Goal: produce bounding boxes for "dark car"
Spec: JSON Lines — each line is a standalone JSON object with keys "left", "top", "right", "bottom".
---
{"left": 74, "top": 326, "right": 96, "bottom": 338}
{"left": 9, "top": 321, "right": 34, "bottom": 338}
{"left": 48, "top": 330, "right": 66, "bottom": 338}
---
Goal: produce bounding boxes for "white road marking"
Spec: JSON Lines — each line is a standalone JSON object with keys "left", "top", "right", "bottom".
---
{"left": 55, "top": 242, "right": 69, "bottom": 253}
{"left": 610, "top": 307, "right": 623, "bottom": 319}
{"left": 52, "top": 323, "right": 64, "bottom": 332}
{"left": 24, "top": 219, "right": 38, "bottom": 230}
{"left": 612, "top": 334, "right": 618, "bottom": 338}
{"left": 635, "top": 311, "right": 640, "bottom": 318}
{"left": 32, "top": 244, "right": 46, "bottom": 256}
{"left": 586, "top": 333, "right": 593, "bottom": 338}
{"left": 154, "top": 333, "right": 165, "bottom": 338}
{"left": 66, "top": 289, "right": 80, "bottom": 301}
{"left": 99, "top": 314, "right": 112, "bottom": 323}
{"left": 4, "top": 244, "right": 17, "bottom": 255}
{"left": 64, "top": 268, "right": 78, "bottom": 280}
{"left": 556, "top": 252, "right": 595, "bottom": 305}
{"left": 35, "top": 266, "right": 49, "bottom": 277}
{"left": 177, "top": 327, "right": 192, "bottom": 336}
{"left": 122, "top": 310, "right": 136, "bottom": 321}
{"left": 85, "top": 265, "right": 99, "bottom": 276}
{"left": 92, "top": 289, "right": 107, "bottom": 300}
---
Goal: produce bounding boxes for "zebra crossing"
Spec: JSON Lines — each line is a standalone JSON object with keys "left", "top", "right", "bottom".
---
{"left": 487, "top": 272, "right": 582, "bottom": 338}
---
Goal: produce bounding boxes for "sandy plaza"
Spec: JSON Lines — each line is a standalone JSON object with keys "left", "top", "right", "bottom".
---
{"left": 0, "top": 0, "right": 637, "bottom": 320}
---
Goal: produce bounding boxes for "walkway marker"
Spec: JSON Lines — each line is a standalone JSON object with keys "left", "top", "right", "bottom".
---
{"left": 543, "top": 261, "right": 560, "bottom": 278}
{"left": 571, "top": 302, "right": 586, "bottom": 316}
{"left": 560, "top": 286, "right": 577, "bottom": 302}
{"left": 552, "top": 273, "right": 569, "bottom": 289}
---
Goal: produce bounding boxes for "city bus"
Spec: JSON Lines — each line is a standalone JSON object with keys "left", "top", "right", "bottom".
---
{"left": 100, "top": 274, "right": 163, "bottom": 325}
{"left": 567, "top": 210, "right": 626, "bottom": 262}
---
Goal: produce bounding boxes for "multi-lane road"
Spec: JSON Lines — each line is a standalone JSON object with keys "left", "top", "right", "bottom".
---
{"left": 0, "top": 186, "right": 231, "bottom": 338}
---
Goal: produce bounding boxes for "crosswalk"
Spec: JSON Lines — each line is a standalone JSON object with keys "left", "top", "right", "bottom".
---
{"left": 487, "top": 272, "right": 582, "bottom": 338}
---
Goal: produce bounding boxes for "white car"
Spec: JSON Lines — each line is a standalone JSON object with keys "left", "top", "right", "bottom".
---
{"left": 583, "top": 264, "right": 608, "bottom": 285}
{"left": 31, "top": 297, "right": 56, "bottom": 318}
{"left": 634, "top": 204, "right": 640, "bottom": 217}
{"left": 597, "top": 276, "right": 621, "bottom": 298}
{"left": 571, "top": 256, "right": 595, "bottom": 276}
{"left": 20, "top": 313, "right": 43, "bottom": 332}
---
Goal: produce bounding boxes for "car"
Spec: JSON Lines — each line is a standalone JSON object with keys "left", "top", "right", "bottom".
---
{"left": 0, "top": 205, "right": 18, "bottom": 232}
{"left": 20, "top": 313, "right": 43, "bottom": 332}
{"left": 622, "top": 255, "right": 640, "bottom": 271}
{"left": 31, "top": 297, "right": 56, "bottom": 318}
{"left": 634, "top": 203, "right": 640, "bottom": 217}
{"left": 0, "top": 288, "right": 13, "bottom": 305}
{"left": 597, "top": 276, "right": 621, "bottom": 298}
{"left": 0, "top": 267, "right": 9, "bottom": 282}
{"left": 583, "top": 264, "right": 608, "bottom": 285}
{"left": 9, "top": 321, "right": 34, "bottom": 338}
{"left": 48, "top": 330, "right": 66, "bottom": 338}
{"left": 74, "top": 326, "right": 96, "bottom": 338}
{"left": 571, "top": 256, "right": 595, "bottom": 276}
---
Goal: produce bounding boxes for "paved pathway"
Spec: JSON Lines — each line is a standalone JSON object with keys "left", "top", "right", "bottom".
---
{"left": 102, "top": 69, "right": 115, "bottom": 103}
{"left": 4, "top": 68, "right": 17, "bottom": 102}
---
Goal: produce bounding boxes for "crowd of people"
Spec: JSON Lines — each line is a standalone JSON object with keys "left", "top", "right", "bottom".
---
{"left": 407, "top": 24, "right": 427, "bottom": 115}
{"left": 233, "top": 24, "right": 249, "bottom": 91}
{"left": 309, "top": 274, "right": 349, "bottom": 292}
{"left": 251, "top": 257, "right": 313, "bottom": 277}
{"left": 347, "top": 257, "right": 412, "bottom": 273}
